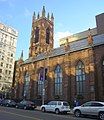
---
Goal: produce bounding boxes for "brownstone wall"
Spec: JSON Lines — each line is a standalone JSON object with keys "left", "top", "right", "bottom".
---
{"left": 15, "top": 46, "right": 98, "bottom": 104}
{"left": 94, "top": 44, "right": 104, "bottom": 101}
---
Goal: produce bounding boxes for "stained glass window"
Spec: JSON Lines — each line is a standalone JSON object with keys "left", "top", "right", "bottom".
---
{"left": 75, "top": 61, "right": 85, "bottom": 95}
{"left": 23, "top": 72, "right": 30, "bottom": 98}
{"left": 54, "top": 65, "right": 62, "bottom": 95}
{"left": 38, "top": 68, "right": 44, "bottom": 95}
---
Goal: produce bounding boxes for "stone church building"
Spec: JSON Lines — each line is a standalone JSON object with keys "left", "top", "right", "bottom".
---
{"left": 13, "top": 7, "right": 104, "bottom": 105}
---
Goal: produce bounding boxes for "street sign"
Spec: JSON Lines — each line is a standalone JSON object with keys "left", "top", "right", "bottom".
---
{"left": 40, "top": 75, "right": 43, "bottom": 81}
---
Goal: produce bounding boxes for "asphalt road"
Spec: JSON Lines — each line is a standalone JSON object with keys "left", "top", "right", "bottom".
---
{"left": 0, "top": 106, "right": 97, "bottom": 120}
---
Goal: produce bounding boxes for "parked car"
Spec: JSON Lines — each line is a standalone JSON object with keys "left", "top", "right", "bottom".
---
{"left": 41, "top": 101, "right": 70, "bottom": 114}
{"left": 0, "top": 99, "right": 16, "bottom": 107}
{"left": 15, "top": 100, "right": 37, "bottom": 110}
{"left": 0, "top": 98, "right": 3, "bottom": 105}
{"left": 73, "top": 101, "right": 104, "bottom": 120}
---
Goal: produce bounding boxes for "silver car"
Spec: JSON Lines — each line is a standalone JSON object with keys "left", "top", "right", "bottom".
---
{"left": 41, "top": 101, "right": 70, "bottom": 114}
{"left": 73, "top": 101, "right": 104, "bottom": 120}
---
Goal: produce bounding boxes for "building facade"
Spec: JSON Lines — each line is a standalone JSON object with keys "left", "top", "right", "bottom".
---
{"left": 0, "top": 23, "right": 18, "bottom": 98}
{"left": 14, "top": 7, "right": 104, "bottom": 105}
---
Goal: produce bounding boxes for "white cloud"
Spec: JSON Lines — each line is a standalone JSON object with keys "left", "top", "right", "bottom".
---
{"left": 54, "top": 31, "right": 72, "bottom": 48}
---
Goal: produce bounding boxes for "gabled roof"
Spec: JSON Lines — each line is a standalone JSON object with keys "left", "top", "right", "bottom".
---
{"left": 22, "top": 34, "right": 104, "bottom": 65}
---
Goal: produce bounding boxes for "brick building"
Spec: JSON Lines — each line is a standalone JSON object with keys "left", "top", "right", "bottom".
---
{"left": 13, "top": 7, "right": 104, "bottom": 105}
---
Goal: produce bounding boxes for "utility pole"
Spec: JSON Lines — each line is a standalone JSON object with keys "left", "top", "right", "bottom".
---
{"left": 42, "top": 51, "right": 48, "bottom": 105}
{"left": 42, "top": 61, "right": 45, "bottom": 105}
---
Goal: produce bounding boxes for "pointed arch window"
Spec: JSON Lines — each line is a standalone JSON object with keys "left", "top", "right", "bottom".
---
{"left": 23, "top": 72, "right": 30, "bottom": 98}
{"left": 54, "top": 65, "right": 62, "bottom": 95}
{"left": 46, "top": 27, "right": 50, "bottom": 44}
{"left": 35, "top": 27, "right": 39, "bottom": 43}
{"left": 38, "top": 68, "right": 44, "bottom": 96}
{"left": 76, "top": 61, "right": 85, "bottom": 95}
{"left": 38, "top": 80, "right": 43, "bottom": 96}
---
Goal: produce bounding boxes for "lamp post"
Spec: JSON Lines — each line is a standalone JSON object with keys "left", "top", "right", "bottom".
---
{"left": 42, "top": 51, "right": 48, "bottom": 105}
{"left": 42, "top": 87, "right": 45, "bottom": 105}
{"left": 42, "top": 58, "right": 46, "bottom": 105}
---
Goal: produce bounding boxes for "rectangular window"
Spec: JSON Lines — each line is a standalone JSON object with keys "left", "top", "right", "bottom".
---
{"left": 5, "top": 70, "right": 8, "bottom": 74}
{"left": 11, "top": 53, "right": 13, "bottom": 57}
{"left": 9, "top": 65, "right": 12, "bottom": 69}
{"left": 6, "top": 64, "right": 8, "bottom": 68}
{"left": 2, "top": 56, "right": 4, "bottom": 60}
{"left": 0, "top": 69, "right": 2, "bottom": 73}
{"left": 9, "top": 71, "right": 11, "bottom": 74}
{"left": 1, "top": 62, "right": 3, "bottom": 67}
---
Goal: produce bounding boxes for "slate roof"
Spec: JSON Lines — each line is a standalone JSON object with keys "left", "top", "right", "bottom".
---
{"left": 23, "top": 34, "right": 104, "bottom": 65}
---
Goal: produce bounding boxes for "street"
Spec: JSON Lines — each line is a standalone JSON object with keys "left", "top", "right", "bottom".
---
{"left": 0, "top": 106, "right": 97, "bottom": 120}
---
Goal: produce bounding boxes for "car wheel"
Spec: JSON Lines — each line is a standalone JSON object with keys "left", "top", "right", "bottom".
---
{"left": 41, "top": 107, "right": 46, "bottom": 112}
{"left": 32, "top": 107, "right": 34, "bottom": 110}
{"left": 6, "top": 104, "right": 9, "bottom": 107}
{"left": 15, "top": 105, "right": 18, "bottom": 108}
{"left": 74, "top": 110, "right": 81, "bottom": 117}
{"left": 24, "top": 106, "right": 27, "bottom": 110}
{"left": 99, "top": 112, "right": 104, "bottom": 120}
{"left": 63, "top": 111, "right": 67, "bottom": 114}
{"left": 55, "top": 108, "right": 60, "bottom": 114}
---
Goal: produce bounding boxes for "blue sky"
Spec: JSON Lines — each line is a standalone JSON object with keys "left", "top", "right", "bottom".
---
{"left": 0, "top": 0, "right": 104, "bottom": 60}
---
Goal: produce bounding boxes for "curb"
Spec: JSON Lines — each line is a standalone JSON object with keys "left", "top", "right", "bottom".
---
{"left": 35, "top": 106, "right": 41, "bottom": 111}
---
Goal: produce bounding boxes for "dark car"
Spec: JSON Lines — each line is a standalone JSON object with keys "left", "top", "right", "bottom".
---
{"left": 0, "top": 99, "right": 16, "bottom": 107}
{"left": 15, "top": 100, "right": 37, "bottom": 110}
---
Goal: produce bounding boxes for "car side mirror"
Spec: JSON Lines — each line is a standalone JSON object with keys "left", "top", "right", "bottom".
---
{"left": 81, "top": 105, "right": 84, "bottom": 107}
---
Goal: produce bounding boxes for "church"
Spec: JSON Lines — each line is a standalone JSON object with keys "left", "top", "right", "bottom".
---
{"left": 13, "top": 6, "right": 104, "bottom": 105}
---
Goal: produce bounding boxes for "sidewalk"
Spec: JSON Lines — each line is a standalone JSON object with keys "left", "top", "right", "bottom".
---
{"left": 35, "top": 106, "right": 73, "bottom": 114}
{"left": 35, "top": 106, "right": 41, "bottom": 111}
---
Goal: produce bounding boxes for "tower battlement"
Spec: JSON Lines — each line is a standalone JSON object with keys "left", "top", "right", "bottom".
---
{"left": 32, "top": 6, "right": 54, "bottom": 23}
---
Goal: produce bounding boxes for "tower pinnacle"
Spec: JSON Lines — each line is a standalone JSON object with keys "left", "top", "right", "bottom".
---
{"left": 42, "top": 6, "right": 45, "bottom": 17}
{"left": 87, "top": 28, "right": 93, "bottom": 45}
{"left": 20, "top": 50, "right": 23, "bottom": 60}
{"left": 37, "top": 12, "right": 40, "bottom": 19}
{"left": 51, "top": 13, "right": 54, "bottom": 22}
{"left": 47, "top": 12, "right": 50, "bottom": 20}
{"left": 33, "top": 11, "right": 36, "bottom": 21}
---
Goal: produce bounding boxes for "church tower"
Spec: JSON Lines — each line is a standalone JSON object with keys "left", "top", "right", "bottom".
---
{"left": 29, "top": 6, "right": 54, "bottom": 57}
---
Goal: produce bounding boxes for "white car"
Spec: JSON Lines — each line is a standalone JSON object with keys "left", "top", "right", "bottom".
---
{"left": 41, "top": 101, "right": 70, "bottom": 114}
{"left": 73, "top": 101, "right": 104, "bottom": 120}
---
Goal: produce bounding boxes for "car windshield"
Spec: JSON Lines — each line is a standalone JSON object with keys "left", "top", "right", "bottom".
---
{"left": 63, "top": 102, "right": 69, "bottom": 106}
